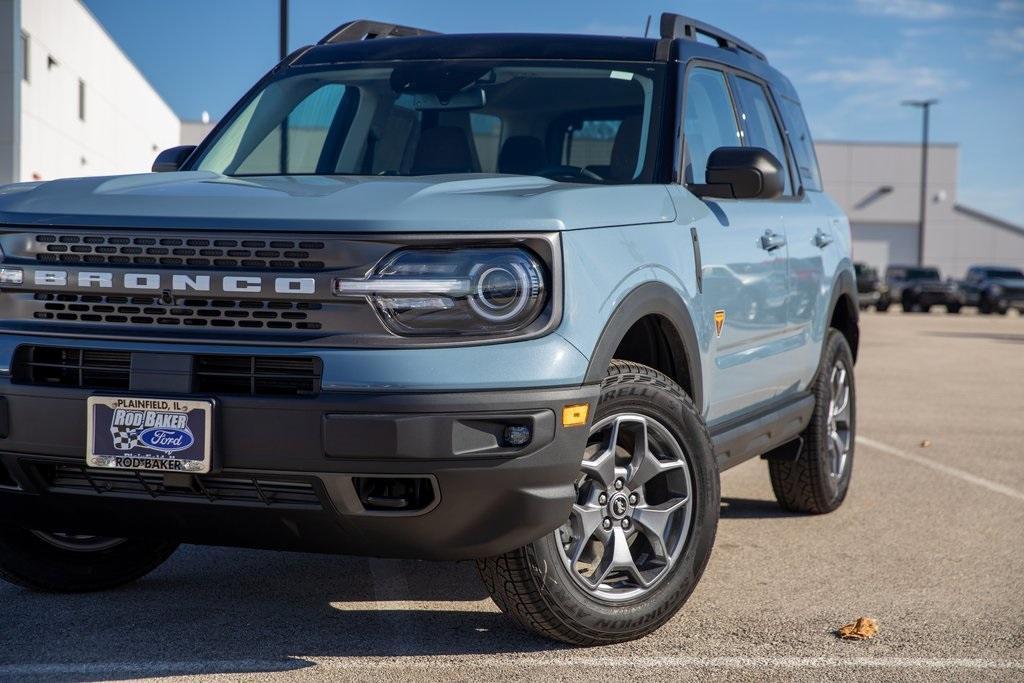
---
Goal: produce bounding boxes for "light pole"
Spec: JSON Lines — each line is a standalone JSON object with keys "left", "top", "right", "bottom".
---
{"left": 279, "top": 0, "right": 289, "bottom": 61}
{"left": 902, "top": 99, "right": 938, "bottom": 267}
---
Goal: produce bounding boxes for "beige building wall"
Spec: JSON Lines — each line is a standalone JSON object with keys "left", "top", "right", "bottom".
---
{"left": 816, "top": 141, "right": 1024, "bottom": 278}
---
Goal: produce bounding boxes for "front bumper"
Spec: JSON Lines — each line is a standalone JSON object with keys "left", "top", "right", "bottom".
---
{"left": 0, "top": 380, "right": 598, "bottom": 560}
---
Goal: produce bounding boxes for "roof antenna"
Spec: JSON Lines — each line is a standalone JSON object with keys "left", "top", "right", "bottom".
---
{"left": 643, "top": 15, "right": 652, "bottom": 37}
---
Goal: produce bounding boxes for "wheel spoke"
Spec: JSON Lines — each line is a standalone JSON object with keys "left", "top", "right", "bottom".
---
{"left": 633, "top": 497, "right": 687, "bottom": 552}
{"left": 592, "top": 527, "right": 641, "bottom": 587}
{"left": 580, "top": 448, "right": 616, "bottom": 489}
{"left": 568, "top": 503, "right": 605, "bottom": 562}
{"left": 629, "top": 448, "right": 685, "bottom": 489}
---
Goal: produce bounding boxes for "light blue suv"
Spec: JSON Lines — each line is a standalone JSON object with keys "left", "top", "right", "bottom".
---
{"left": 0, "top": 14, "right": 858, "bottom": 644}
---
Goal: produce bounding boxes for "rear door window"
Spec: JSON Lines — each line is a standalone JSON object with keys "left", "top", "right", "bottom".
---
{"left": 733, "top": 76, "right": 793, "bottom": 195}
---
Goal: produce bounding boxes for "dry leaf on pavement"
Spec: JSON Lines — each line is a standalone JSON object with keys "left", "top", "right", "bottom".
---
{"left": 837, "top": 617, "right": 879, "bottom": 640}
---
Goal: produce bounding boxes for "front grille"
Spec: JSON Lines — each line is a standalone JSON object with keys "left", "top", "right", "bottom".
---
{"left": 12, "top": 346, "right": 132, "bottom": 389}
{"left": 37, "top": 463, "right": 323, "bottom": 509}
{"left": 34, "top": 234, "right": 327, "bottom": 271}
{"left": 12, "top": 346, "right": 322, "bottom": 396}
{"left": 30, "top": 293, "right": 324, "bottom": 331}
{"left": 194, "top": 355, "right": 322, "bottom": 396}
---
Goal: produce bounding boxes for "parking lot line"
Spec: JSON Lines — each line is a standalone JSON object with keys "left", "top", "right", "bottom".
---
{"left": 0, "top": 656, "right": 1021, "bottom": 677}
{"left": 857, "top": 435, "right": 1024, "bottom": 502}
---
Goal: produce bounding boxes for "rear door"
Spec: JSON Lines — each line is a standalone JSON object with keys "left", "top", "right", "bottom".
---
{"left": 679, "top": 65, "right": 792, "bottom": 423}
{"left": 737, "top": 83, "right": 830, "bottom": 388}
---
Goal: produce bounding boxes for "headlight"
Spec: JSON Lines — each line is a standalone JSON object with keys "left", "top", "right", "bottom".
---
{"left": 333, "top": 248, "right": 548, "bottom": 336}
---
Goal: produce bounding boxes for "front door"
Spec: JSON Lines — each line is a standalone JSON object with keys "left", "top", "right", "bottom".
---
{"left": 677, "top": 65, "right": 793, "bottom": 423}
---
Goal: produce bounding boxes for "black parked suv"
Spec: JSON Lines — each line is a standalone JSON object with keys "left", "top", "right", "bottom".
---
{"left": 854, "top": 262, "right": 883, "bottom": 311}
{"left": 960, "top": 265, "right": 1024, "bottom": 315}
{"left": 879, "top": 265, "right": 963, "bottom": 313}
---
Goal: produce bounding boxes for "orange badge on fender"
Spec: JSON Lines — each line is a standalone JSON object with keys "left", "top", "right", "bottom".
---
{"left": 714, "top": 310, "right": 726, "bottom": 337}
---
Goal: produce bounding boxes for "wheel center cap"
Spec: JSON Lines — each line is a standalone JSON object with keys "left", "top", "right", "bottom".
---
{"left": 608, "top": 492, "right": 630, "bottom": 520}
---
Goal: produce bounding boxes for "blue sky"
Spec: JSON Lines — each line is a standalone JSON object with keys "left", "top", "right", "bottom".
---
{"left": 82, "top": 0, "right": 1024, "bottom": 225}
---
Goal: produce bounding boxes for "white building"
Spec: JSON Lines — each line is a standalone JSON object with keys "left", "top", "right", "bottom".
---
{"left": 0, "top": 0, "right": 179, "bottom": 184}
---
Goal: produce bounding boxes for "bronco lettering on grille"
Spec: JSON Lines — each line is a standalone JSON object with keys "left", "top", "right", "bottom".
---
{"left": 32, "top": 270, "right": 317, "bottom": 295}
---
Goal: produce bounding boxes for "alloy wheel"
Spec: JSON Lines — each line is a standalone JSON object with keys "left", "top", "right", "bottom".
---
{"left": 556, "top": 413, "right": 694, "bottom": 603}
{"left": 826, "top": 359, "right": 853, "bottom": 484}
{"left": 30, "top": 531, "right": 126, "bottom": 553}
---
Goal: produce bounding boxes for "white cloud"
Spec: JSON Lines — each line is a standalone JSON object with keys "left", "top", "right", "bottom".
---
{"left": 792, "top": 57, "right": 966, "bottom": 138}
{"left": 990, "top": 26, "right": 1024, "bottom": 53}
{"left": 996, "top": 1, "right": 1024, "bottom": 12}
{"left": 855, "top": 0, "right": 954, "bottom": 20}
{"left": 801, "top": 57, "right": 965, "bottom": 96}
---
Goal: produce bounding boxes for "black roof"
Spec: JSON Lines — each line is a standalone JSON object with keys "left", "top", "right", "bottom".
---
{"left": 293, "top": 33, "right": 667, "bottom": 66}
{"left": 288, "top": 31, "right": 796, "bottom": 101}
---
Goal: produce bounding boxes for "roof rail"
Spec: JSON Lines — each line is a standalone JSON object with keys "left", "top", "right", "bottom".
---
{"left": 318, "top": 19, "right": 440, "bottom": 45}
{"left": 660, "top": 12, "right": 766, "bottom": 62}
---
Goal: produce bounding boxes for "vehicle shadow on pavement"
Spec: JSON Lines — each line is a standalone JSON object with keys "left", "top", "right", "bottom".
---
{"left": 0, "top": 545, "right": 568, "bottom": 681}
{"left": 720, "top": 497, "right": 801, "bottom": 519}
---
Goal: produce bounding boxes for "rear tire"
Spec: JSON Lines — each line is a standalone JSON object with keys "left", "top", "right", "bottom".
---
{"left": 875, "top": 300, "right": 889, "bottom": 312}
{"left": 769, "top": 330, "right": 856, "bottom": 514}
{"left": 946, "top": 304, "right": 961, "bottom": 314}
{"left": 478, "top": 360, "right": 719, "bottom": 645}
{"left": 0, "top": 526, "right": 179, "bottom": 593}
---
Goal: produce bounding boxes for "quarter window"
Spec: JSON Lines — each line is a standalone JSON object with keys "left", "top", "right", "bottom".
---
{"left": 733, "top": 77, "right": 792, "bottom": 195}
{"left": 682, "top": 67, "right": 741, "bottom": 185}
{"left": 779, "top": 96, "right": 821, "bottom": 192}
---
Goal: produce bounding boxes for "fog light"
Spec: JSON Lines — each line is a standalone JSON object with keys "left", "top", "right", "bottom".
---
{"left": 503, "top": 425, "right": 532, "bottom": 447}
{"left": 0, "top": 268, "right": 23, "bottom": 285}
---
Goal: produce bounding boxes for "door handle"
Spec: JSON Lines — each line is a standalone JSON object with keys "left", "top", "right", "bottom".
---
{"left": 814, "top": 228, "right": 834, "bottom": 249}
{"left": 760, "top": 230, "right": 786, "bottom": 252}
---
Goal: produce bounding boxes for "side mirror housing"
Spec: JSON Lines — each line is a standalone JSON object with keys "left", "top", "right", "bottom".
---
{"left": 152, "top": 145, "right": 196, "bottom": 173}
{"left": 691, "top": 147, "right": 784, "bottom": 200}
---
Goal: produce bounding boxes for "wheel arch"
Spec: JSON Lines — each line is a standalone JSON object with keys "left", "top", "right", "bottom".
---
{"left": 583, "top": 282, "right": 703, "bottom": 411}
{"left": 826, "top": 266, "right": 860, "bottom": 363}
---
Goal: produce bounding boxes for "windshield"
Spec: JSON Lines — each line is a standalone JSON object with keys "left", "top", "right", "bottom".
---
{"left": 193, "top": 60, "right": 665, "bottom": 184}
{"left": 983, "top": 268, "right": 1024, "bottom": 280}
{"left": 905, "top": 268, "right": 941, "bottom": 281}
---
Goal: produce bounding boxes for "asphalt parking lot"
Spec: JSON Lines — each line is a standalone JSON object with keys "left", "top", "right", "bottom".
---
{"left": 1, "top": 310, "right": 1022, "bottom": 682}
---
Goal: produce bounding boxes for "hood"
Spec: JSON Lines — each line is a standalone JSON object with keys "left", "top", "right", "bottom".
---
{"left": 988, "top": 277, "right": 1024, "bottom": 289}
{"left": 0, "top": 172, "right": 676, "bottom": 232}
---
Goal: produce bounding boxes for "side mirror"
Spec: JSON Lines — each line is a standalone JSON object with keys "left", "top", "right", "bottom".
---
{"left": 152, "top": 145, "right": 196, "bottom": 173}
{"left": 692, "top": 147, "right": 784, "bottom": 200}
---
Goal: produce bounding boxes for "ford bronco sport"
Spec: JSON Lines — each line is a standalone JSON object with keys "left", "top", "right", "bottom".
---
{"left": 0, "top": 15, "right": 859, "bottom": 645}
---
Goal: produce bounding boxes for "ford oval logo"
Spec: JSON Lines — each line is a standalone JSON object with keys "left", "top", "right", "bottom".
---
{"left": 138, "top": 427, "right": 194, "bottom": 453}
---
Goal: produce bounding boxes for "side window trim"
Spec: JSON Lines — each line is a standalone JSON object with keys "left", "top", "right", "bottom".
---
{"left": 727, "top": 71, "right": 798, "bottom": 197}
{"left": 677, "top": 60, "right": 743, "bottom": 191}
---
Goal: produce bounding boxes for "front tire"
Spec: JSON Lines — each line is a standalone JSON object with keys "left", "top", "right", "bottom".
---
{"left": 769, "top": 330, "right": 856, "bottom": 514}
{"left": 0, "top": 526, "right": 179, "bottom": 593}
{"left": 478, "top": 360, "right": 719, "bottom": 645}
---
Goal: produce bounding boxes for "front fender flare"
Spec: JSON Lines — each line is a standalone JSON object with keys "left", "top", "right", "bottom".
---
{"left": 582, "top": 282, "right": 703, "bottom": 411}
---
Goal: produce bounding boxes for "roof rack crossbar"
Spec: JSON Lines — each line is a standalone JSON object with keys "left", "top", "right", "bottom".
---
{"left": 660, "top": 12, "right": 766, "bottom": 62}
{"left": 318, "top": 19, "right": 440, "bottom": 46}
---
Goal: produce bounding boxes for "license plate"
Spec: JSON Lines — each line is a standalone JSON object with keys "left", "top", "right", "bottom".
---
{"left": 86, "top": 396, "right": 213, "bottom": 474}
